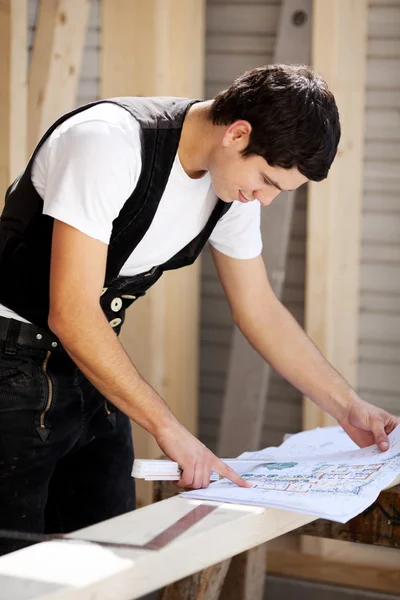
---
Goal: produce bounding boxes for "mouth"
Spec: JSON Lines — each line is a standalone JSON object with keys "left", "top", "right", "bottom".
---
{"left": 238, "top": 190, "right": 251, "bottom": 203}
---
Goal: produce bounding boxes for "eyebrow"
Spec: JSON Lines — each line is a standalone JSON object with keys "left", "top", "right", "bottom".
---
{"left": 263, "top": 173, "right": 294, "bottom": 193}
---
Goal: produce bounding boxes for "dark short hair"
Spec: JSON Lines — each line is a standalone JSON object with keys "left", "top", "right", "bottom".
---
{"left": 209, "top": 64, "right": 341, "bottom": 182}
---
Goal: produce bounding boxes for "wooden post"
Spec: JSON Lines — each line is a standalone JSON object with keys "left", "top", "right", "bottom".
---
{"left": 28, "top": 0, "right": 90, "bottom": 153}
{"left": 302, "top": 0, "right": 368, "bottom": 561}
{"left": 304, "top": 0, "right": 368, "bottom": 431}
{"left": 101, "top": 0, "right": 205, "bottom": 507}
{"left": 160, "top": 560, "right": 232, "bottom": 600}
{"left": 0, "top": 0, "right": 27, "bottom": 205}
{"left": 219, "top": 546, "right": 267, "bottom": 600}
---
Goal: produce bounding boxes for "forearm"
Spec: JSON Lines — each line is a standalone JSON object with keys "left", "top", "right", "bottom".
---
{"left": 48, "top": 307, "right": 177, "bottom": 436}
{"left": 235, "top": 295, "right": 357, "bottom": 421}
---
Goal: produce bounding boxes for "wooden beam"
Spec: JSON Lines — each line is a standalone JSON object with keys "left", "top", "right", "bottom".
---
{"left": 101, "top": 0, "right": 205, "bottom": 507}
{"left": 28, "top": 0, "right": 90, "bottom": 153}
{"left": 302, "top": 0, "right": 368, "bottom": 562}
{"left": 0, "top": 0, "right": 27, "bottom": 205}
{"left": 303, "top": 0, "right": 368, "bottom": 431}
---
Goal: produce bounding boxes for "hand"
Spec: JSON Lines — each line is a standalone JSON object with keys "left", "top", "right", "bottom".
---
{"left": 155, "top": 420, "right": 251, "bottom": 490}
{"left": 337, "top": 397, "right": 400, "bottom": 451}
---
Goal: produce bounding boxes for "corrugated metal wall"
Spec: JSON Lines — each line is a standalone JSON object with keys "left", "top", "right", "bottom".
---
{"left": 199, "top": 0, "right": 305, "bottom": 452}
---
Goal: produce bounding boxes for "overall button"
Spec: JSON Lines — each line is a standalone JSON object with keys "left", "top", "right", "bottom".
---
{"left": 121, "top": 294, "right": 136, "bottom": 300}
{"left": 109, "top": 318, "right": 122, "bottom": 328}
{"left": 51, "top": 342, "right": 58, "bottom": 348}
{"left": 36, "top": 334, "right": 43, "bottom": 340}
{"left": 111, "top": 298, "right": 123, "bottom": 312}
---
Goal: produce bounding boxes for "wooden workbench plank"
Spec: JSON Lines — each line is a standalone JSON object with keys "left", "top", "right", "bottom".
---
{"left": 0, "top": 496, "right": 315, "bottom": 600}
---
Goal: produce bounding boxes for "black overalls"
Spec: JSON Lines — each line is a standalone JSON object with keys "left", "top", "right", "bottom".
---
{"left": 0, "top": 97, "right": 231, "bottom": 554}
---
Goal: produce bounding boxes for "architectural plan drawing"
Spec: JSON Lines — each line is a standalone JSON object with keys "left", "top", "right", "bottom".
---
{"left": 183, "top": 426, "right": 400, "bottom": 523}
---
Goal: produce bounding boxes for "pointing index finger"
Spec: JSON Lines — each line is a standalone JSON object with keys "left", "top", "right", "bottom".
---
{"left": 214, "top": 459, "right": 252, "bottom": 488}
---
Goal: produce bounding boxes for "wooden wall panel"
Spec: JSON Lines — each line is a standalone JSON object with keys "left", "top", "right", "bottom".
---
{"left": 304, "top": 0, "right": 367, "bottom": 430}
{"left": 0, "top": 0, "right": 27, "bottom": 204}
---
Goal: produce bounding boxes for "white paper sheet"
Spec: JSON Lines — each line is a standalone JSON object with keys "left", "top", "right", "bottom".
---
{"left": 182, "top": 425, "right": 400, "bottom": 523}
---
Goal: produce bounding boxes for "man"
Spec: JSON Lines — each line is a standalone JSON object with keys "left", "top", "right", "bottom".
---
{"left": 0, "top": 64, "right": 398, "bottom": 551}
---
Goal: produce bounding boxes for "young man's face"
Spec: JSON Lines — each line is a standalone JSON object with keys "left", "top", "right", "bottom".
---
{"left": 209, "top": 120, "right": 308, "bottom": 206}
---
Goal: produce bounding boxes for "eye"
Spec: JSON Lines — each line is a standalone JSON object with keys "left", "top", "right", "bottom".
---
{"left": 262, "top": 176, "right": 272, "bottom": 186}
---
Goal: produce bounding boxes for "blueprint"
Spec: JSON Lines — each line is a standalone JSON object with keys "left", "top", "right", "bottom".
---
{"left": 182, "top": 425, "right": 400, "bottom": 523}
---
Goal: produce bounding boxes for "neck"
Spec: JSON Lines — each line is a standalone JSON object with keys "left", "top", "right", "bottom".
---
{"left": 178, "top": 100, "right": 215, "bottom": 179}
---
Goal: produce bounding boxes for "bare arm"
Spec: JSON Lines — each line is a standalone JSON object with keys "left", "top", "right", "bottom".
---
{"left": 211, "top": 247, "right": 400, "bottom": 450}
{"left": 48, "top": 220, "right": 249, "bottom": 489}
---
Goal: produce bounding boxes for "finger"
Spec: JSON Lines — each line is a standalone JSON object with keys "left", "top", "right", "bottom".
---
{"left": 342, "top": 423, "right": 374, "bottom": 448}
{"left": 176, "top": 465, "right": 195, "bottom": 489}
{"left": 214, "top": 460, "right": 251, "bottom": 488}
{"left": 191, "top": 465, "right": 205, "bottom": 490}
{"left": 371, "top": 419, "right": 390, "bottom": 451}
{"left": 202, "top": 470, "right": 212, "bottom": 489}
{"left": 385, "top": 416, "right": 400, "bottom": 435}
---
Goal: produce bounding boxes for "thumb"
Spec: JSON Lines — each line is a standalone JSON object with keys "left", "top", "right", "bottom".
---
{"left": 372, "top": 421, "right": 390, "bottom": 451}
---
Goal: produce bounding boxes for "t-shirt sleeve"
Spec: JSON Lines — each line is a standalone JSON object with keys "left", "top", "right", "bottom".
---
{"left": 40, "top": 120, "right": 141, "bottom": 244}
{"left": 209, "top": 200, "right": 263, "bottom": 259}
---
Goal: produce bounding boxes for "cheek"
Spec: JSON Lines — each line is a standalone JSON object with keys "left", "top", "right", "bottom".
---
{"left": 211, "top": 163, "right": 237, "bottom": 189}
{"left": 210, "top": 154, "right": 255, "bottom": 193}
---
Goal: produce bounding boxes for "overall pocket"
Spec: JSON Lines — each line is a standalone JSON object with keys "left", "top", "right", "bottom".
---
{"left": 0, "top": 350, "right": 44, "bottom": 436}
{"left": 0, "top": 352, "right": 36, "bottom": 383}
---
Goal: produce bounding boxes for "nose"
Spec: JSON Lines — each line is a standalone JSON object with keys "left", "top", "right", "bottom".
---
{"left": 254, "top": 188, "right": 280, "bottom": 206}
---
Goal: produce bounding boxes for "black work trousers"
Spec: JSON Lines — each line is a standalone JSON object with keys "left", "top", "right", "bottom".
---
{"left": 0, "top": 316, "right": 135, "bottom": 555}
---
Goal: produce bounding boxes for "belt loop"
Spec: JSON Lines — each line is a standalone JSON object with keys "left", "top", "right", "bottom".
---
{"left": 4, "top": 319, "right": 21, "bottom": 355}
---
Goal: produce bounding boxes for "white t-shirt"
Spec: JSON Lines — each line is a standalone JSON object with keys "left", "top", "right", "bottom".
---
{"left": 0, "top": 103, "right": 262, "bottom": 323}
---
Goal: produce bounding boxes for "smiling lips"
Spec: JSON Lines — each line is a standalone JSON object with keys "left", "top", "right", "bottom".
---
{"left": 238, "top": 190, "right": 252, "bottom": 203}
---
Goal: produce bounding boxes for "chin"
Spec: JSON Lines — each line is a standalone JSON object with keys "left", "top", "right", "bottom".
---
{"left": 213, "top": 188, "right": 233, "bottom": 203}
{"left": 211, "top": 181, "right": 231, "bottom": 203}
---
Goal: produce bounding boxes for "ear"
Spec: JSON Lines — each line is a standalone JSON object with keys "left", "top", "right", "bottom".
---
{"left": 222, "top": 120, "right": 252, "bottom": 148}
